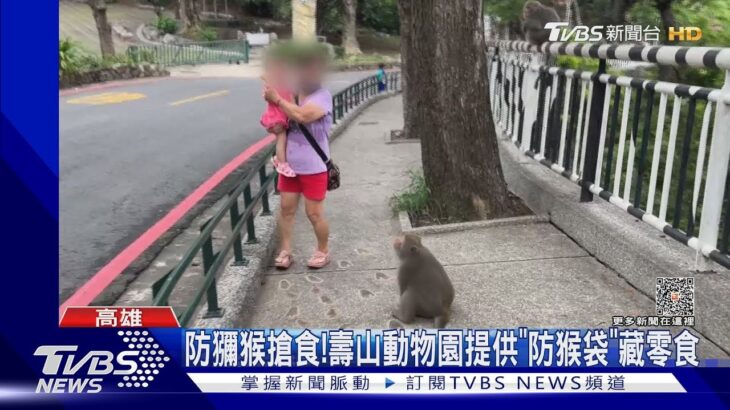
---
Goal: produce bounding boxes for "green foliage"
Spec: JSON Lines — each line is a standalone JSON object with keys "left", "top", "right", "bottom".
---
{"left": 333, "top": 45, "right": 346, "bottom": 59}
{"left": 391, "top": 171, "right": 431, "bottom": 215}
{"left": 236, "top": 0, "right": 399, "bottom": 34}
{"left": 555, "top": 55, "right": 600, "bottom": 71}
{"left": 126, "top": 47, "right": 158, "bottom": 65}
{"left": 483, "top": 0, "right": 528, "bottom": 23}
{"left": 199, "top": 27, "right": 218, "bottom": 42}
{"left": 316, "top": 0, "right": 344, "bottom": 36}
{"left": 358, "top": 0, "right": 399, "bottom": 34}
{"left": 59, "top": 38, "right": 82, "bottom": 75}
{"left": 236, "top": 0, "right": 291, "bottom": 20}
{"left": 486, "top": 0, "right": 729, "bottom": 88}
{"left": 59, "top": 39, "right": 157, "bottom": 77}
{"left": 155, "top": 16, "right": 178, "bottom": 34}
{"left": 625, "top": 0, "right": 730, "bottom": 88}
{"left": 332, "top": 53, "right": 396, "bottom": 69}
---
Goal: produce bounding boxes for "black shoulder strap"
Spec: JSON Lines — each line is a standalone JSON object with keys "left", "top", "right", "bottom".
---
{"left": 298, "top": 121, "right": 330, "bottom": 164}
{"left": 294, "top": 94, "right": 329, "bottom": 164}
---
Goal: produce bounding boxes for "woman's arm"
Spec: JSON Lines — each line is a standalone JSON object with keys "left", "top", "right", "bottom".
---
{"left": 277, "top": 97, "right": 326, "bottom": 124}
{"left": 264, "top": 86, "right": 326, "bottom": 124}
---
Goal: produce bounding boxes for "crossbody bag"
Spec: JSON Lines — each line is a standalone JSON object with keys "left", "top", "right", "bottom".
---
{"left": 297, "top": 121, "right": 341, "bottom": 191}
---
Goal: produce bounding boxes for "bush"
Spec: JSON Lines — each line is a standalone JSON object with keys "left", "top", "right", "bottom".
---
{"left": 59, "top": 38, "right": 82, "bottom": 75}
{"left": 59, "top": 42, "right": 158, "bottom": 79}
{"left": 391, "top": 171, "right": 430, "bottom": 215}
{"left": 556, "top": 55, "right": 600, "bottom": 72}
{"left": 155, "top": 16, "right": 178, "bottom": 34}
{"left": 199, "top": 27, "right": 218, "bottom": 42}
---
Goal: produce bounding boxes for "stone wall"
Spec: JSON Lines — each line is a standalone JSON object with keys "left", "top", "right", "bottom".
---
{"left": 60, "top": 63, "right": 169, "bottom": 89}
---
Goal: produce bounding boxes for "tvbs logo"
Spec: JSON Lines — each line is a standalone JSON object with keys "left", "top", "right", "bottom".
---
{"left": 668, "top": 27, "right": 702, "bottom": 41}
{"left": 545, "top": 22, "right": 603, "bottom": 42}
{"left": 34, "top": 345, "right": 138, "bottom": 393}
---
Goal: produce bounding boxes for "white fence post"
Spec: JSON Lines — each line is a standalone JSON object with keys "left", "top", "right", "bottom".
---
{"left": 698, "top": 70, "right": 730, "bottom": 268}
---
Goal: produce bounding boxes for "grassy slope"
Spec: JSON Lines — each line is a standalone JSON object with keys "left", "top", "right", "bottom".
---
{"left": 59, "top": 1, "right": 168, "bottom": 55}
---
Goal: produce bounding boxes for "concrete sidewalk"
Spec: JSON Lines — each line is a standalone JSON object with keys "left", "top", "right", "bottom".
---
{"left": 242, "top": 95, "right": 727, "bottom": 359}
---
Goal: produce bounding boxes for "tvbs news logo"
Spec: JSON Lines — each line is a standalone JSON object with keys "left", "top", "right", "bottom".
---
{"left": 34, "top": 330, "right": 169, "bottom": 393}
{"left": 544, "top": 22, "right": 702, "bottom": 42}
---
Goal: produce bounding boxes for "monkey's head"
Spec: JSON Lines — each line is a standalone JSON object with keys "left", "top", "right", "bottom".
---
{"left": 522, "top": 0, "right": 545, "bottom": 19}
{"left": 393, "top": 233, "right": 423, "bottom": 260}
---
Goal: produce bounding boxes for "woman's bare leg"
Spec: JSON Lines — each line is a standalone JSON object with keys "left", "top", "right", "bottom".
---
{"left": 279, "top": 192, "right": 300, "bottom": 253}
{"left": 304, "top": 198, "right": 329, "bottom": 253}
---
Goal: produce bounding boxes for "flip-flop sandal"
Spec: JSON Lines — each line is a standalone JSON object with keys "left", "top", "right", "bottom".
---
{"left": 274, "top": 250, "right": 293, "bottom": 269}
{"left": 307, "top": 250, "right": 330, "bottom": 269}
{"left": 276, "top": 161, "right": 297, "bottom": 178}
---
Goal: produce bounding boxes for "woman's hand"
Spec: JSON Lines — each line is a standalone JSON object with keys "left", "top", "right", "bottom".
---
{"left": 263, "top": 84, "right": 281, "bottom": 105}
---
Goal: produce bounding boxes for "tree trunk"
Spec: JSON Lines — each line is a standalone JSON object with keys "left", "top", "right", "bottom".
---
{"left": 342, "top": 0, "right": 362, "bottom": 55}
{"left": 88, "top": 0, "right": 115, "bottom": 58}
{"left": 610, "top": 0, "right": 637, "bottom": 26}
{"left": 656, "top": 0, "right": 679, "bottom": 82}
{"left": 398, "top": 0, "right": 527, "bottom": 221}
{"left": 178, "top": 0, "right": 200, "bottom": 30}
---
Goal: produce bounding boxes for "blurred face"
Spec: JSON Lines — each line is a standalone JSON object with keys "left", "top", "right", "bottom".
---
{"left": 265, "top": 58, "right": 288, "bottom": 83}
{"left": 298, "top": 59, "right": 326, "bottom": 93}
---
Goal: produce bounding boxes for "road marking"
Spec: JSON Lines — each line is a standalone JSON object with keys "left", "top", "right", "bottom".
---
{"left": 67, "top": 92, "right": 146, "bottom": 105}
{"left": 169, "top": 89, "right": 230, "bottom": 106}
{"left": 59, "top": 134, "right": 276, "bottom": 319}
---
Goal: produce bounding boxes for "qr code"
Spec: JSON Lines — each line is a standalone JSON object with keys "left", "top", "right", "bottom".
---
{"left": 656, "top": 277, "right": 694, "bottom": 316}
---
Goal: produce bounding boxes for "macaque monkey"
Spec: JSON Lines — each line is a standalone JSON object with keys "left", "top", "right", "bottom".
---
{"left": 392, "top": 234, "right": 454, "bottom": 328}
{"left": 522, "top": 0, "right": 561, "bottom": 46}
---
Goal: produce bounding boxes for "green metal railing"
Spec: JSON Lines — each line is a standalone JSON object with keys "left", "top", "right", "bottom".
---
{"left": 333, "top": 72, "right": 401, "bottom": 123}
{"left": 152, "top": 148, "right": 275, "bottom": 326}
{"left": 152, "top": 71, "right": 401, "bottom": 326}
{"left": 127, "top": 39, "right": 249, "bottom": 66}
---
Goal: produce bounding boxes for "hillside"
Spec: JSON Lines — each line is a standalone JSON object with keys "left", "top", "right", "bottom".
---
{"left": 59, "top": 0, "right": 168, "bottom": 55}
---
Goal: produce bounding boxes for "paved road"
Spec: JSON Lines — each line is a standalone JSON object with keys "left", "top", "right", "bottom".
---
{"left": 59, "top": 71, "right": 372, "bottom": 303}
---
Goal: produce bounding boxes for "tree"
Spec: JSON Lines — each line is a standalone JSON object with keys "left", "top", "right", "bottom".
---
{"left": 178, "top": 0, "right": 200, "bottom": 30}
{"left": 87, "top": 0, "right": 115, "bottom": 57}
{"left": 398, "top": 0, "right": 527, "bottom": 221}
{"left": 609, "top": 0, "right": 638, "bottom": 25}
{"left": 342, "top": 0, "right": 362, "bottom": 54}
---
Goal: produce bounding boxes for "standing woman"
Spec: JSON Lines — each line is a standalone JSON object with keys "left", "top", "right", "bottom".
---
{"left": 263, "top": 48, "right": 333, "bottom": 269}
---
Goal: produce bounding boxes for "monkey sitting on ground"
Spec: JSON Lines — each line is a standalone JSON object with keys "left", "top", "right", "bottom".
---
{"left": 392, "top": 234, "right": 454, "bottom": 328}
{"left": 522, "top": 0, "right": 561, "bottom": 46}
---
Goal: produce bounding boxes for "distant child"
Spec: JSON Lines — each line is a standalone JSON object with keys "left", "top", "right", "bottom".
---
{"left": 260, "top": 51, "right": 296, "bottom": 177}
{"left": 376, "top": 63, "right": 387, "bottom": 92}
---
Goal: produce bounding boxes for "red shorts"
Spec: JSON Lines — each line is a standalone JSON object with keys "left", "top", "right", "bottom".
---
{"left": 277, "top": 172, "right": 328, "bottom": 201}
